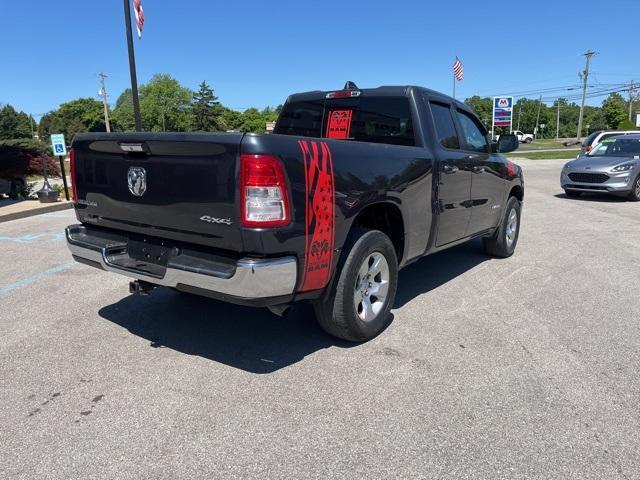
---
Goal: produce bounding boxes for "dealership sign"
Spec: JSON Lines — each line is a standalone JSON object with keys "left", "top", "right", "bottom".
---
{"left": 492, "top": 96, "right": 514, "bottom": 132}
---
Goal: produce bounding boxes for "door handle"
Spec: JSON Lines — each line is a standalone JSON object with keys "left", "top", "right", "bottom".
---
{"left": 471, "top": 165, "right": 485, "bottom": 174}
{"left": 443, "top": 165, "right": 459, "bottom": 174}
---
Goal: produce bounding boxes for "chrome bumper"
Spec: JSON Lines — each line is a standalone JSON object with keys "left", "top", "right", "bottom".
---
{"left": 65, "top": 225, "right": 297, "bottom": 299}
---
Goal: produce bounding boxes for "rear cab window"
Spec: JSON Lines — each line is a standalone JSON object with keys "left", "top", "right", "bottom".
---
{"left": 274, "top": 95, "right": 416, "bottom": 147}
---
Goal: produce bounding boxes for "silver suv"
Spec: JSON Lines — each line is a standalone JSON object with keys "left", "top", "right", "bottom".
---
{"left": 561, "top": 134, "right": 640, "bottom": 201}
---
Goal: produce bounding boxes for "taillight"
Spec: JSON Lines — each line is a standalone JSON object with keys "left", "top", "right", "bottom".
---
{"left": 69, "top": 148, "right": 78, "bottom": 202}
{"left": 240, "top": 154, "right": 290, "bottom": 228}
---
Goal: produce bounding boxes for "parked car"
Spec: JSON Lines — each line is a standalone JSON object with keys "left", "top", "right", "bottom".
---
{"left": 0, "top": 176, "right": 26, "bottom": 199}
{"left": 496, "top": 130, "right": 533, "bottom": 144}
{"left": 580, "top": 129, "right": 640, "bottom": 154}
{"left": 561, "top": 134, "right": 640, "bottom": 200}
{"left": 514, "top": 130, "right": 534, "bottom": 144}
{"left": 65, "top": 84, "right": 523, "bottom": 342}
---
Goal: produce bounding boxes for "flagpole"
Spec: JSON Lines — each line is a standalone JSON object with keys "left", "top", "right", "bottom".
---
{"left": 123, "top": 0, "right": 142, "bottom": 131}
{"left": 453, "top": 71, "right": 456, "bottom": 99}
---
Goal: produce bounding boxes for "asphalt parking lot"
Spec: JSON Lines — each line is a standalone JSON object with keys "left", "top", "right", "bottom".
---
{"left": 1, "top": 158, "right": 639, "bottom": 479}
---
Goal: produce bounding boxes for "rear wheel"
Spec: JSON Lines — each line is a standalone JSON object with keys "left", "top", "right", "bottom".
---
{"left": 564, "top": 189, "right": 582, "bottom": 198}
{"left": 313, "top": 229, "right": 398, "bottom": 342}
{"left": 483, "top": 196, "right": 521, "bottom": 258}
{"left": 524, "top": 137, "right": 533, "bottom": 144}
{"left": 628, "top": 176, "right": 640, "bottom": 201}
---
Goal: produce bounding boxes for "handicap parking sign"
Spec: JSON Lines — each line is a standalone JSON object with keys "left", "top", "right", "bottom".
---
{"left": 50, "top": 134, "right": 67, "bottom": 157}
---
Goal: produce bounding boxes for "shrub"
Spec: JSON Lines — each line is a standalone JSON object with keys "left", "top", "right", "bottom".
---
{"left": 0, "top": 138, "right": 61, "bottom": 177}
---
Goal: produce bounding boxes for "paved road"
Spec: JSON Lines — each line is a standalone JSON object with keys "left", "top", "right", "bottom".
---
{"left": 1, "top": 160, "right": 639, "bottom": 479}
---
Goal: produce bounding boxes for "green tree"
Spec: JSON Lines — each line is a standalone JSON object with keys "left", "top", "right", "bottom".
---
{"left": 191, "top": 81, "right": 225, "bottom": 131}
{"left": 464, "top": 96, "right": 492, "bottom": 129}
{"left": 140, "top": 74, "right": 194, "bottom": 131}
{"left": 0, "top": 104, "right": 33, "bottom": 140}
{"left": 111, "top": 88, "right": 136, "bottom": 132}
{"left": 602, "top": 93, "right": 628, "bottom": 129}
{"left": 44, "top": 98, "right": 106, "bottom": 139}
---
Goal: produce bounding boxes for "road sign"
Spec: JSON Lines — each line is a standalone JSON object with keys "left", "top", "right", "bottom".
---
{"left": 636, "top": 113, "right": 640, "bottom": 128}
{"left": 492, "top": 97, "right": 514, "bottom": 131}
{"left": 50, "top": 134, "right": 67, "bottom": 156}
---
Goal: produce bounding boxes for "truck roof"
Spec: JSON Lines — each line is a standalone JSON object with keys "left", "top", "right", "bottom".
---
{"left": 287, "top": 85, "right": 470, "bottom": 111}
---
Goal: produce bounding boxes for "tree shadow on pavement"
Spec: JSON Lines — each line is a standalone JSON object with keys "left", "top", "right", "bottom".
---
{"left": 99, "top": 288, "right": 355, "bottom": 374}
{"left": 394, "top": 238, "right": 489, "bottom": 308}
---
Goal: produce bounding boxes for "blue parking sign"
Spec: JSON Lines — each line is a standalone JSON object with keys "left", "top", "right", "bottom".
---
{"left": 50, "top": 134, "right": 67, "bottom": 157}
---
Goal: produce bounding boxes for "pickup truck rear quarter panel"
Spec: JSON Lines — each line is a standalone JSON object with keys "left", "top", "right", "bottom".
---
{"left": 240, "top": 133, "right": 434, "bottom": 293}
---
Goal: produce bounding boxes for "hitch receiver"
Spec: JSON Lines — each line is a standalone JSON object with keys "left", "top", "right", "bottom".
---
{"left": 129, "top": 280, "right": 157, "bottom": 296}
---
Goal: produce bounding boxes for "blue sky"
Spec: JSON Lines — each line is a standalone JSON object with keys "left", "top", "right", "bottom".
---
{"left": 1, "top": 0, "right": 638, "bottom": 119}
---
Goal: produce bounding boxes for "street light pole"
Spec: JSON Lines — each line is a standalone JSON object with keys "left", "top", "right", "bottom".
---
{"left": 556, "top": 101, "right": 561, "bottom": 139}
{"left": 123, "top": 0, "right": 142, "bottom": 131}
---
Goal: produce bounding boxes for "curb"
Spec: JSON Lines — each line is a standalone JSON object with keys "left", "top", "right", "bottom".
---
{"left": 0, "top": 202, "right": 73, "bottom": 224}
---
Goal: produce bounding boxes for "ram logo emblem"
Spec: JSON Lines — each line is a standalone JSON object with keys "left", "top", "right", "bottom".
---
{"left": 127, "top": 166, "right": 147, "bottom": 197}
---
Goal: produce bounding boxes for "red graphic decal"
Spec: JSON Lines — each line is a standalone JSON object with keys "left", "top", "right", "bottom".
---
{"left": 298, "top": 140, "right": 336, "bottom": 291}
{"left": 326, "top": 110, "right": 352, "bottom": 139}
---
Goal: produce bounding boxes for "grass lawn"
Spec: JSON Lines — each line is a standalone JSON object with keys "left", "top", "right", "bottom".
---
{"left": 517, "top": 138, "right": 579, "bottom": 151}
{"left": 508, "top": 150, "right": 580, "bottom": 160}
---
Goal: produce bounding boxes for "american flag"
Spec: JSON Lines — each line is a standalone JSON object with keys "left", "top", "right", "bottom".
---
{"left": 133, "top": 0, "right": 145, "bottom": 39}
{"left": 453, "top": 57, "right": 464, "bottom": 81}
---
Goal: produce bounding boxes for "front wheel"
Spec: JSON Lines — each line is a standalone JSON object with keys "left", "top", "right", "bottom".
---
{"left": 313, "top": 229, "right": 398, "bottom": 342}
{"left": 483, "top": 196, "right": 521, "bottom": 258}
{"left": 628, "top": 176, "right": 640, "bottom": 201}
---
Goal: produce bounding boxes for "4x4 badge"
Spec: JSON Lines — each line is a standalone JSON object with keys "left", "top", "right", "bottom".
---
{"left": 127, "top": 166, "right": 147, "bottom": 197}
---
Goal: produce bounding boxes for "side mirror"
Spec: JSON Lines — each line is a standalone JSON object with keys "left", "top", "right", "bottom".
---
{"left": 492, "top": 134, "right": 518, "bottom": 153}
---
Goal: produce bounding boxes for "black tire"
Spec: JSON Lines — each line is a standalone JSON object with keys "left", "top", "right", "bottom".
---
{"left": 483, "top": 196, "right": 521, "bottom": 258}
{"left": 628, "top": 175, "right": 640, "bottom": 201}
{"left": 524, "top": 138, "right": 533, "bottom": 144}
{"left": 564, "top": 189, "right": 582, "bottom": 198}
{"left": 313, "top": 229, "right": 398, "bottom": 342}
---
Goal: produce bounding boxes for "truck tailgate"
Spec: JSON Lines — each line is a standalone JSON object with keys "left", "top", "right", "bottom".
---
{"left": 72, "top": 132, "right": 243, "bottom": 252}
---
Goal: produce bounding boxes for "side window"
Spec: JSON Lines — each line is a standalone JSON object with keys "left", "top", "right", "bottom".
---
{"left": 349, "top": 97, "right": 415, "bottom": 146}
{"left": 429, "top": 102, "right": 460, "bottom": 149}
{"left": 456, "top": 110, "right": 489, "bottom": 153}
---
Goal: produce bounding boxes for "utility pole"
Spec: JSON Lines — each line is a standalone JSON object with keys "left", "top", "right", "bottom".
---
{"left": 534, "top": 95, "right": 542, "bottom": 138}
{"left": 576, "top": 50, "right": 596, "bottom": 140}
{"left": 556, "top": 101, "right": 561, "bottom": 139}
{"left": 98, "top": 72, "right": 111, "bottom": 133}
{"left": 123, "top": 0, "right": 142, "bottom": 131}
{"left": 517, "top": 106, "right": 522, "bottom": 131}
{"left": 629, "top": 80, "right": 636, "bottom": 121}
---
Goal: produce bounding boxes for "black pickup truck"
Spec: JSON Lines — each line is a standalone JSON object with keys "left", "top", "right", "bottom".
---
{"left": 66, "top": 84, "right": 522, "bottom": 341}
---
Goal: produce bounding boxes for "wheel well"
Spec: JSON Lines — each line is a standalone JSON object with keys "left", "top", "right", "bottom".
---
{"left": 352, "top": 203, "right": 404, "bottom": 263}
{"left": 509, "top": 185, "right": 523, "bottom": 201}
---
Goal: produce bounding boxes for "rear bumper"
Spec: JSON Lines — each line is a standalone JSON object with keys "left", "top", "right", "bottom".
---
{"left": 65, "top": 224, "right": 298, "bottom": 300}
